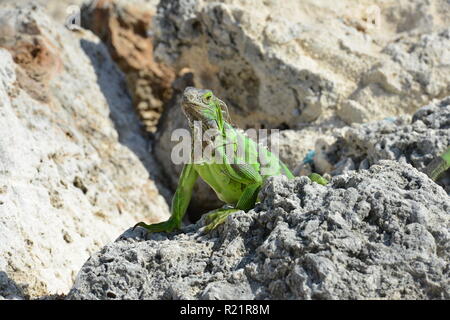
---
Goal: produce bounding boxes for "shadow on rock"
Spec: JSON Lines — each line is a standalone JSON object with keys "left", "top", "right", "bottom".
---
{"left": 79, "top": 38, "right": 172, "bottom": 203}
{"left": 0, "top": 271, "right": 26, "bottom": 300}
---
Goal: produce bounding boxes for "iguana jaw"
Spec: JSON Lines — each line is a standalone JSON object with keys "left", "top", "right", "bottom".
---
{"left": 181, "top": 87, "right": 227, "bottom": 132}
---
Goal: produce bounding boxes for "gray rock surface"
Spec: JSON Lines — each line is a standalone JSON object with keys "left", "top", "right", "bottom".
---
{"left": 0, "top": 4, "right": 169, "bottom": 298}
{"left": 1, "top": 0, "right": 87, "bottom": 24}
{"left": 67, "top": 161, "right": 450, "bottom": 300}
{"left": 323, "top": 97, "right": 450, "bottom": 192}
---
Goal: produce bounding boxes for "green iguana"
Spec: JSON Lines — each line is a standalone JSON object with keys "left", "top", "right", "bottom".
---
{"left": 134, "top": 87, "right": 327, "bottom": 233}
{"left": 134, "top": 87, "right": 450, "bottom": 233}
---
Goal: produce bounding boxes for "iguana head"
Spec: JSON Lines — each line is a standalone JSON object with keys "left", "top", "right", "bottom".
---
{"left": 181, "top": 87, "right": 230, "bottom": 132}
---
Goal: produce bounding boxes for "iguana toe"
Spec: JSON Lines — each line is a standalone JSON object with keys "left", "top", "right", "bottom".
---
{"left": 204, "top": 208, "right": 239, "bottom": 232}
{"left": 308, "top": 173, "right": 329, "bottom": 185}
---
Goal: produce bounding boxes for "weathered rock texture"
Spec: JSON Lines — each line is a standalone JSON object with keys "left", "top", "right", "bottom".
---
{"left": 81, "top": 0, "right": 175, "bottom": 133}
{"left": 321, "top": 97, "right": 450, "bottom": 193}
{"left": 154, "top": 0, "right": 450, "bottom": 128}
{"left": 2, "top": 0, "right": 87, "bottom": 24}
{"left": 0, "top": 4, "right": 169, "bottom": 298}
{"left": 153, "top": 0, "right": 450, "bottom": 213}
{"left": 339, "top": 27, "right": 450, "bottom": 124}
{"left": 67, "top": 161, "right": 450, "bottom": 300}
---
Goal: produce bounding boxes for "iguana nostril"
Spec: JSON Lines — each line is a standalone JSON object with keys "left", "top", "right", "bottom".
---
{"left": 183, "top": 88, "right": 196, "bottom": 102}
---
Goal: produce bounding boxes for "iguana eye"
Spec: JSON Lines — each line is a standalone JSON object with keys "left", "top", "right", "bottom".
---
{"left": 202, "top": 92, "right": 213, "bottom": 104}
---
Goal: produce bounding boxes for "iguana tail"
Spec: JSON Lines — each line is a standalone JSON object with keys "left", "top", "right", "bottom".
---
{"left": 423, "top": 147, "right": 450, "bottom": 181}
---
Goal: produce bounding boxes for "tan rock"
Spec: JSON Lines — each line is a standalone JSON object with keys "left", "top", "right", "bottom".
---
{"left": 0, "top": 4, "right": 169, "bottom": 298}
{"left": 81, "top": 0, "right": 176, "bottom": 133}
{"left": 155, "top": 0, "right": 450, "bottom": 127}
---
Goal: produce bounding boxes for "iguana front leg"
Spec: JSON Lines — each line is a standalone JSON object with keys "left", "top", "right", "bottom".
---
{"left": 134, "top": 163, "right": 198, "bottom": 233}
{"left": 205, "top": 163, "right": 262, "bottom": 231}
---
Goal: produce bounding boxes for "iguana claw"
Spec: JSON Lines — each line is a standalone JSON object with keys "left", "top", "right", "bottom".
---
{"left": 204, "top": 208, "right": 239, "bottom": 232}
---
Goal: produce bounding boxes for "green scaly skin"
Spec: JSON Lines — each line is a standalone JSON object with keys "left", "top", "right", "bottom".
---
{"left": 423, "top": 147, "right": 450, "bottom": 181}
{"left": 134, "top": 87, "right": 328, "bottom": 233}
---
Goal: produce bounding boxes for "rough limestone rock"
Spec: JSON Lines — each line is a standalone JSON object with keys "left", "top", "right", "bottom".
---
{"left": 154, "top": 0, "right": 450, "bottom": 128}
{"left": 81, "top": 0, "right": 176, "bottom": 133}
{"left": 321, "top": 97, "right": 450, "bottom": 192}
{"left": 340, "top": 27, "right": 450, "bottom": 124}
{"left": 2, "top": 0, "right": 87, "bottom": 24}
{"left": 67, "top": 161, "right": 449, "bottom": 300}
{"left": 0, "top": 4, "right": 169, "bottom": 298}
{"left": 153, "top": 0, "right": 450, "bottom": 212}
